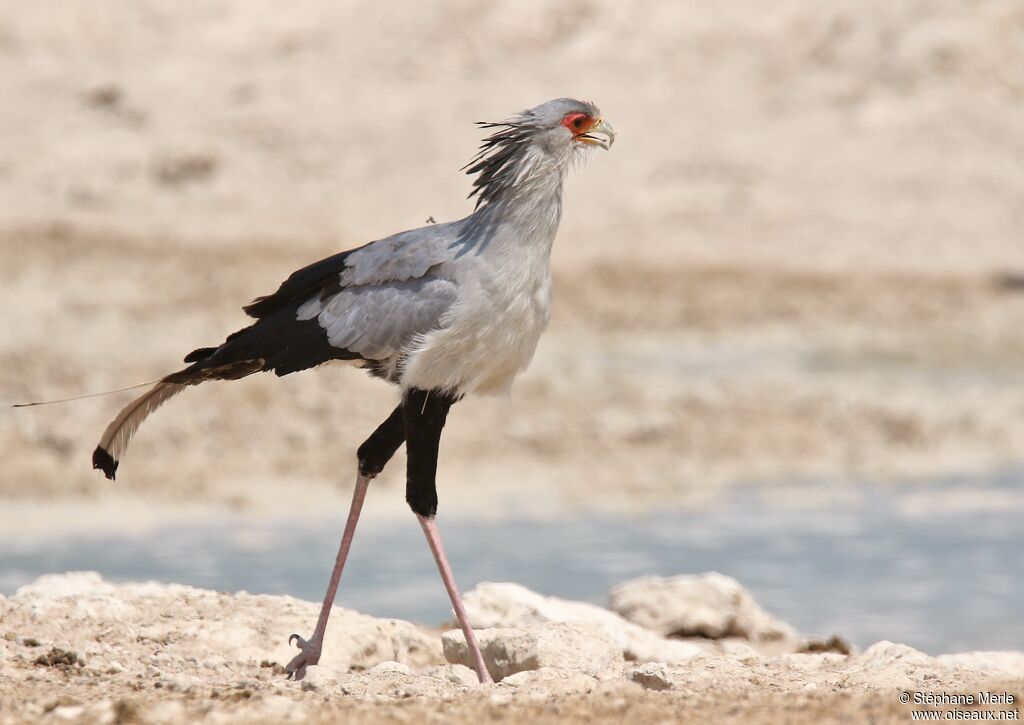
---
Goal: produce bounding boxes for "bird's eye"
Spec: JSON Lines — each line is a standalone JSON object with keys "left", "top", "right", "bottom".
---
{"left": 562, "top": 113, "right": 591, "bottom": 133}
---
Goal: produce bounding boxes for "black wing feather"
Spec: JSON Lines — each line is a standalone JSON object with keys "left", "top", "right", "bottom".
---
{"left": 243, "top": 245, "right": 368, "bottom": 320}
{"left": 173, "top": 246, "right": 376, "bottom": 382}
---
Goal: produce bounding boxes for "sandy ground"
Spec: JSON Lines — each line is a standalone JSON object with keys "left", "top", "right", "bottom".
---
{"left": 1, "top": 1, "right": 1023, "bottom": 721}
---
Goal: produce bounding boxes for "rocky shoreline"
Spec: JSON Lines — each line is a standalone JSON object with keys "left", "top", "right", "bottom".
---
{"left": 2, "top": 572, "right": 1020, "bottom": 724}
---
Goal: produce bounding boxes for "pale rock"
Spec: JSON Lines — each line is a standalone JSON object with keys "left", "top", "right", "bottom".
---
{"left": 937, "top": 651, "right": 1024, "bottom": 677}
{"left": 627, "top": 662, "right": 674, "bottom": 691}
{"left": 356, "top": 663, "right": 448, "bottom": 698}
{"left": 202, "top": 655, "right": 227, "bottom": 670}
{"left": 15, "top": 571, "right": 110, "bottom": 598}
{"left": 590, "top": 679, "right": 647, "bottom": 698}
{"left": 836, "top": 641, "right": 948, "bottom": 692}
{"left": 144, "top": 700, "right": 187, "bottom": 725}
{"left": 51, "top": 705, "right": 85, "bottom": 721}
{"left": 851, "top": 641, "right": 936, "bottom": 671}
{"left": 258, "top": 694, "right": 309, "bottom": 721}
{"left": 499, "top": 669, "right": 538, "bottom": 687}
{"left": 82, "top": 641, "right": 105, "bottom": 657}
{"left": 421, "top": 663, "right": 480, "bottom": 687}
{"left": 14, "top": 572, "right": 137, "bottom": 621}
{"left": 367, "top": 677, "right": 440, "bottom": 699}
{"left": 609, "top": 573, "right": 797, "bottom": 645}
{"left": 367, "top": 660, "right": 411, "bottom": 676}
{"left": 6, "top": 572, "right": 443, "bottom": 673}
{"left": 462, "top": 582, "right": 703, "bottom": 664}
{"left": 208, "top": 694, "right": 309, "bottom": 724}
{"left": 624, "top": 659, "right": 744, "bottom": 691}
{"left": 299, "top": 664, "right": 347, "bottom": 692}
{"left": 161, "top": 673, "right": 202, "bottom": 692}
{"left": 443, "top": 622, "right": 620, "bottom": 681}
{"left": 498, "top": 667, "right": 599, "bottom": 696}
{"left": 82, "top": 700, "right": 117, "bottom": 725}
{"left": 691, "top": 656, "right": 760, "bottom": 687}
{"left": 714, "top": 638, "right": 762, "bottom": 659}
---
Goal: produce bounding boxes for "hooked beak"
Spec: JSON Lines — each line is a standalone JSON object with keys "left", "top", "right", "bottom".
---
{"left": 577, "top": 118, "right": 615, "bottom": 150}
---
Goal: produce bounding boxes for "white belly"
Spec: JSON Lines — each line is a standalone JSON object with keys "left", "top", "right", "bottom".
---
{"left": 400, "top": 264, "right": 552, "bottom": 395}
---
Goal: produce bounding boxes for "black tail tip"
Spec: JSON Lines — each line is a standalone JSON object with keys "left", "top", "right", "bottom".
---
{"left": 92, "top": 446, "right": 118, "bottom": 480}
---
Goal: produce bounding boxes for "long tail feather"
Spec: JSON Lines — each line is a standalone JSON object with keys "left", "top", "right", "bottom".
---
{"left": 11, "top": 379, "right": 162, "bottom": 408}
{"left": 92, "top": 382, "right": 186, "bottom": 480}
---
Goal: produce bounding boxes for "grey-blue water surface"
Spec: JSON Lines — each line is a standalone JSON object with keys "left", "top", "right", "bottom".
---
{"left": 2, "top": 469, "right": 1021, "bottom": 655}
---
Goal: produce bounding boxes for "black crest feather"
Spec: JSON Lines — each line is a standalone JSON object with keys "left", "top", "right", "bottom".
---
{"left": 463, "top": 122, "right": 534, "bottom": 209}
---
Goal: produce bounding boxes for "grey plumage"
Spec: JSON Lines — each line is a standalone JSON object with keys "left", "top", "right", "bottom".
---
{"left": 298, "top": 276, "right": 458, "bottom": 361}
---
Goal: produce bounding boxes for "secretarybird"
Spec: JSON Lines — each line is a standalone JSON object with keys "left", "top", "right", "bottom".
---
{"left": 91, "top": 98, "right": 615, "bottom": 683}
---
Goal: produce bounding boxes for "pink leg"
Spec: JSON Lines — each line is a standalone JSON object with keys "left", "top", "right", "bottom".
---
{"left": 417, "top": 514, "right": 494, "bottom": 684}
{"left": 286, "top": 472, "right": 371, "bottom": 679}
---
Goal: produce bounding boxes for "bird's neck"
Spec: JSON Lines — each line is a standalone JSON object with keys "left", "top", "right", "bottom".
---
{"left": 469, "top": 162, "right": 567, "bottom": 254}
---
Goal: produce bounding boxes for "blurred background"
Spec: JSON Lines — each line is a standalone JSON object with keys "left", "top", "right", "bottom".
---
{"left": 1, "top": 1, "right": 1022, "bottom": 654}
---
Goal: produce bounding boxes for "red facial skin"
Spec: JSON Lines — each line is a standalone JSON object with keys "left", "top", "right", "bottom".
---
{"left": 561, "top": 112, "right": 594, "bottom": 136}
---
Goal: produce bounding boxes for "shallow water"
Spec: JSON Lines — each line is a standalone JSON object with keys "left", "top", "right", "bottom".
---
{"left": 2, "top": 469, "right": 1022, "bottom": 655}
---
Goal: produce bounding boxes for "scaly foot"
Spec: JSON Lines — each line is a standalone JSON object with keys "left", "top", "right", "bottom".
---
{"left": 285, "top": 633, "right": 321, "bottom": 680}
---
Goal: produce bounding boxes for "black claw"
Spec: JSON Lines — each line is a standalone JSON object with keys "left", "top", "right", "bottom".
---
{"left": 288, "top": 633, "right": 301, "bottom": 647}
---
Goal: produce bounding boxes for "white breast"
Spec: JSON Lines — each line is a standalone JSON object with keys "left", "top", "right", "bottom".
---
{"left": 400, "top": 245, "right": 553, "bottom": 395}
{"left": 400, "top": 190, "right": 563, "bottom": 395}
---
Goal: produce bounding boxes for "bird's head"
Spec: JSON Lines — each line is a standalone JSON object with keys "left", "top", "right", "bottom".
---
{"left": 465, "top": 98, "right": 615, "bottom": 208}
{"left": 518, "top": 98, "right": 616, "bottom": 153}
